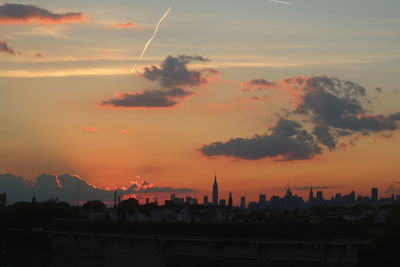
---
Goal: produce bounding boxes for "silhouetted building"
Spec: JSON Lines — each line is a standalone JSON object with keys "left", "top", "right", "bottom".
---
{"left": 114, "top": 190, "right": 118, "bottom": 207}
{"left": 240, "top": 196, "right": 246, "bottom": 209}
{"left": 219, "top": 199, "right": 226, "bottom": 207}
{"left": 308, "top": 187, "right": 314, "bottom": 202}
{"left": 248, "top": 201, "right": 258, "bottom": 209}
{"left": 169, "top": 193, "right": 184, "bottom": 205}
{"left": 0, "top": 192, "right": 5, "bottom": 209}
{"left": 335, "top": 193, "right": 342, "bottom": 201}
{"left": 212, "top": 174, "right": 219, "bottom": 206}
{"left": 185, "top": 196, "right": 193, "bottom": 205}
{"left": 259, "top": 194, "right": 267, "bottom": 208}
{"left": 285, "top": 187, "right": 293, "bottom": 200}
{"left": 316, "top": 191, "right": 324, "bottom": 201}
{"left": 350, "top": 191, "right": 356, "bottom": 201}
{"left": 371, "top": 188, "right": 378, "bottom": 202}
{"left": 146, "top": 198, "right": 150, "bottom": 205}
{"left": 228, "top": 192, "right": 233, "bottom": 208}
{"left": 203, "top": 195, "right": 209, "bottom": 205}
{"left": 154, "top": 197, "right": 158, "bottom": 206}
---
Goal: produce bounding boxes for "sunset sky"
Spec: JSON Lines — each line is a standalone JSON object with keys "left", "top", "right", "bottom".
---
{"left": 1, "top": 0, "right": 400, "bottom": 203}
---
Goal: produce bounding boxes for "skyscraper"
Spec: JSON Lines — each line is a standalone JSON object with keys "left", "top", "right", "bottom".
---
{"left": 259, "top": 194, "right": 267, "bottom": 208}
{"left": 371, "top": 188, "right": 378, "bottom": 202}
{"left": 316, "top": 191, "right": 324, "bottom": 201}
{"left": 203, "top": 195, "right": 209, "bottom": 205}
{"left": 259, "top": 194, "right": 266, "bottom": 204}
{"left": 228, "top": 192, "right": 233, "bottom": 208}
{"left": 308, "top": 187, "right": 314, "bottom": 202}
{"left": 240, "top": 196, "right": 246, "bottom": 209}
{"left": 284, "top": 187, "right": 293, "bottom": 200}
{"left": 212, "top": 173, "right": 219, "bottom": 206}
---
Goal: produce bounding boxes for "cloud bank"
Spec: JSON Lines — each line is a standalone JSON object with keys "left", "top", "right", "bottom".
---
{"left": 0, "top": 3, "right": 84, "bottom": 24}
{"left": 0, "top": 173, "right": 195, "bottom": 204}
{"left": 101, "top": 88, "right": 191, "bottom": 108}
{"left": 142, "top": 55, "right": 209, "bottom": 88}
{"left": 201, "top": 118, "right": 321, "bottom": 161}
{"left": 101, "top": 55, "right": 215, "bottom": 109}
{"left": 201, "top": 75, "right": 400, "bottom": 161}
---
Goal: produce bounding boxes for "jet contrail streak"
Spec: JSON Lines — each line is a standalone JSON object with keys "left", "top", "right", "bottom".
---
{"left": 131, "top": 0, "right": 175, "bottom": 73}
{"left": 269, "top": 0, "right": 292, "bottom": 5}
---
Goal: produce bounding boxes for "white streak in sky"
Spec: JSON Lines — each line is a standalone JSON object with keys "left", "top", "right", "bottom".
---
{"left": 269, "top": 0, "right": 292, "bottom": 5}
{"left": 131, "top": 0, "right": 175, "bottom": 73}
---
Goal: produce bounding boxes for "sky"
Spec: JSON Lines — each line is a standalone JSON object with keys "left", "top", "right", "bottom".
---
{"left": 1, "top": 0, "right": 400, "bottom": 204}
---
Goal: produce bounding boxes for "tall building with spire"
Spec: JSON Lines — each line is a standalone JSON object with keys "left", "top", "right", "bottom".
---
{"left": 228, "top": 192, "right": 233, "bottom": 208}
{"left": 212, "top": 173, "right": 219, "bottom": 206}
{"left": 308, "top": 186, "right": 314, "bottom": 202}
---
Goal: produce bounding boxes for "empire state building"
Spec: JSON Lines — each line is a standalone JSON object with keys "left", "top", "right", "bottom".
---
{"left": 212, "top": 174, "right": 218, "bottom": 206}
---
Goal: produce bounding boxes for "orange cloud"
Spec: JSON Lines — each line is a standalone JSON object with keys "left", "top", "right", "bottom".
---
{"left": 0, "top": 3, "right": 85, "bottom": 25}
{"left": 120, "top": 128, "right": 137, "bottom": 134}
{"left": 112, "top": 22, "right": 142, "bottom": 29}
{"left": 84, "top": 126, "right": 99, "bottom": 132}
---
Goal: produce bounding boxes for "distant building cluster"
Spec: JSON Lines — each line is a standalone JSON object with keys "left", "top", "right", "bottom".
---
{"left": 160, "top": 175, "right": 399, "bottom": 210}
{"left": 2, "top": 174, "right": 400, "bottom": 224}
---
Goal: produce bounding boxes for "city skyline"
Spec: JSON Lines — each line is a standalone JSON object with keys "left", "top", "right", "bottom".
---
{"left": 1, "top": 0, "right": 400, "bottom": 202}
{"left": 0, "top": 172, "right": 398, "bottom": 206}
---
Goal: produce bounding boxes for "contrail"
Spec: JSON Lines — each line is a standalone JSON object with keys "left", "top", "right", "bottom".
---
{"left": 131, "top": 0, "right": 175, "bottom": 73}
{"left": 269, "top": 0, "right": 292, "bottom": 5}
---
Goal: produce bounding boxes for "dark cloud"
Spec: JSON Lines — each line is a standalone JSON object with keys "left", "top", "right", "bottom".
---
{"left": 389, "top": 113, "right": 400, "bottom": 121}
{"left": 330, "top": 115, "right": 397, "bottom": 131}
{"left": 242, "top": 78, "right": 277, "bottom": 91}
{"left": 101, "top": 88, "right": 191, "bottom": 108}
{"left": 296, "top": 77, "right": 365, "bottom": 121}
{"left": 0, "top": 3, "right": 84, "bottom": 24}
{"left": 294, "top": 76, "right": 399, "bottom": 133}
{"left": 0, "top": 40, "right": 16, "bottom": 55}
{"left": 142, "top": 55, "right": 209, "bottom": 88}
{"left": 101, "top": 55, "right": 214, "bottom": 109}
{"left": 270, "top": 119, "right": 302, "bottom": 137}
{"left": 337, "top": 130, "right": 352, "bottom": 136}
{"left": 200, "top": 119, "right": 321, "bottom": 161}
{"left": 202, "top": 68, "right": 219, "bottom": 74}
{"left": 202, "top": 75, "right": 400, "bottom": 161}
{"left": 0, "top": 173, "right": 196, "bottom": 204}
{"left": 312, "top": 125, "right": 336, "bottom": 150}
{"left": 0, "top": 174, "right": 32, "bottom": 203}
{"left": 294, "top": 186, "right": 340, "bottom": 191}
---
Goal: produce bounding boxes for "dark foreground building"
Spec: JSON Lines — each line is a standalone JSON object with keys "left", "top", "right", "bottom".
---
{"left": 0, "top": 220, "right": 373, "bottom": 267}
